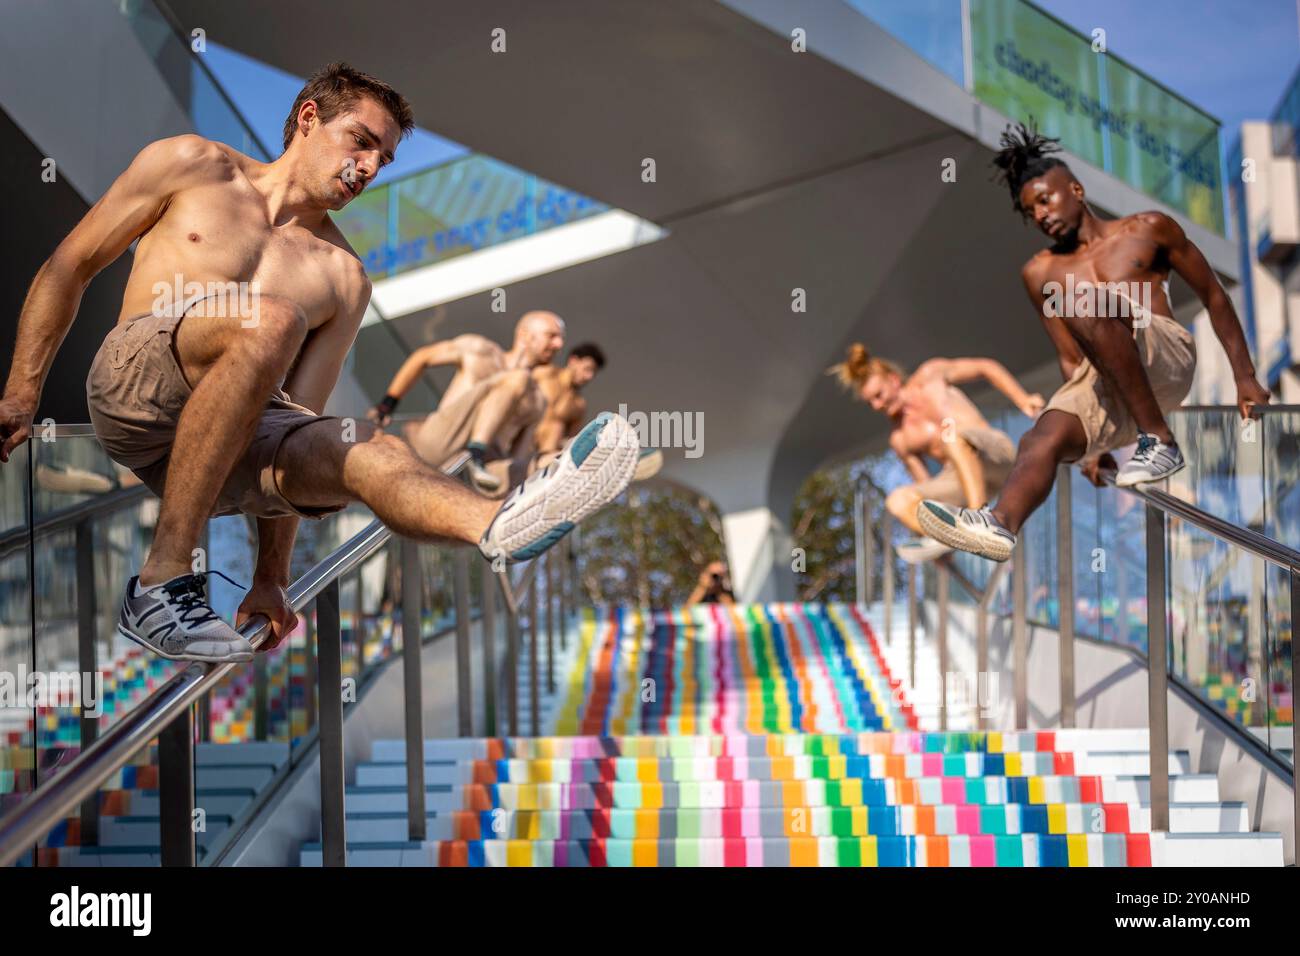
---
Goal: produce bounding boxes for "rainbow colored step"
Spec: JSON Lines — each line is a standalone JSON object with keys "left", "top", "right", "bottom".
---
{"left": 550, "top": 605, "right": 916, "bottom": 736}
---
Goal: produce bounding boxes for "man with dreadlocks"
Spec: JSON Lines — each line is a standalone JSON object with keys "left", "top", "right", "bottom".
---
{"left": 917, "top": 123, "right": 1268, "bottom": 562}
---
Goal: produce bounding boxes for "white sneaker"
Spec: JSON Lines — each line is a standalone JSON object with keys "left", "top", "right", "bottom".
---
{"left": 1115, "top": 433, "right": 1185, "bottom": 487}
{"left": 479, "top": 412, "right": 638, "bottom": 563}
{"left": 915, "top": 500, "right": 1017, "bottom": 562}
{"left": 895, "top": 536, "right": 953, "bottom": 565}
{"left": 633, "top": 447, "right": 663, "bottom": 482}
{"left": 117, "top": 573, "right": 254, "bottom": 663}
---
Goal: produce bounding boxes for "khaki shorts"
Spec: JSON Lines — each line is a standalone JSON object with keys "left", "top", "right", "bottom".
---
{"left": 86, "top": 310, "right": 346, "bottom": 520}
{"left": 1045, "top": 313, "right": 1197, "bottom": 460}
{"left": 912, "top": 425, "right": 1016, "bottom": 507}
{"left": 404, "top": 375, "right": 538, "bottom": 497}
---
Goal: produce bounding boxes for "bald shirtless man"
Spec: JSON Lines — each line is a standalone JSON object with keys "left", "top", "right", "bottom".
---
{"left": 918, "top": 124, "right": 1268, "bottom": 561}
{"left": 831, "top": 343, "right": 1042, "bottom": 563}
{"left": 0, "top": 63, "right": 638, "bottom": 663}
{"left": 369, "top": 311, "right": 562, "bottom": 494}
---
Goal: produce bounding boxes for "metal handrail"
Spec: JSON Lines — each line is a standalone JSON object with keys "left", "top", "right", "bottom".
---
{"left": 866, "top": 457, "right": 1299, "bottom": 860}
{"left": 1103, "top": 469, "right": 1300, "bottom": 572}
{"left": 0, "top": 453, "right": 469, "bottom": 868}
{"left": 0, "top": 483, "right": 149, "bottom": 559}
{"left": 0, "top": 517, "right": 389, "bottom": 867}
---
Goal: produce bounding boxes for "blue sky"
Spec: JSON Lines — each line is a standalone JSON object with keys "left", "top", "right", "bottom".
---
{"left": 204, "top": 44, "right": 467, "bottom": 180}
{"left": 1036, "top": 0, "right": 1299, "bottom": 133}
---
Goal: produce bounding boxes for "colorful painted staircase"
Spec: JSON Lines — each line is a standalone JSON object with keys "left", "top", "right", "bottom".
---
{"left": 301, "top": 603, "right": 1285, "bottom": 866}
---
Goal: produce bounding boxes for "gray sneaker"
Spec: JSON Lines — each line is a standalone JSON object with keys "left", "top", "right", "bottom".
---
{"left": 916, "top": 500, "right": 1017, "bottom": 562}
{"left": 117, "top": 573, "right": 254, "bottom": 663}
{"left": 1115, "top": 433, "right": 1184, "bottom": 487}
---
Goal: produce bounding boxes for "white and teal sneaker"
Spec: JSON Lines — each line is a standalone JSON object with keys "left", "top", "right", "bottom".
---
{"left": 633, "top": 447, "right": 664, "bottom": 482}
{"left": 895, "top": 536, "right": 953, "bottom": 565}
{"left": 916, "top": 500, "right": 1017, "bottom": 562}
{"left": 479, "top": 411, "right": 638, "bottom": 563}
{"left": 1115, "top": 433, "right": 1184, "bottom": 488}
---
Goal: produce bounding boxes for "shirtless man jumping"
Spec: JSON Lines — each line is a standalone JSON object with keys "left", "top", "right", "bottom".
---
{"left": 918, "top": 124, "right": 1268, "bottom": 561}
{"left": 0, "top": 63, "right": 638, "bottom": 663}
{"left": 368, "top": 311, "right": 563, "bottom": 494}
{"left": 831, "top": 343, "right": 1042, "bottom": 563}
{"left": 533, "top": 342, "right": 605, "bottom": 462}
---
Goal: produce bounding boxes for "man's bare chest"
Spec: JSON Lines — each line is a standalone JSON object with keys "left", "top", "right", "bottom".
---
{"left": 1045, "top": 234, "right": 1163, "bottom": 288}
{"left": 145, "top": 188, "right": 344, "bottom": 324}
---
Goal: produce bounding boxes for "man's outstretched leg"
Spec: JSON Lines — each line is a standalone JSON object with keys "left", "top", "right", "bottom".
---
{"left": 278, "top": 409, "right": 639, "bottom": 563}
{"left": 1061, "top": 312, "right": 1182, "bottom": 487}
{"left": 462, "top": 369, "right": 535, "bottom": 492}
{"left": 915, "top": 411, "right": 1086, "bottom": 562}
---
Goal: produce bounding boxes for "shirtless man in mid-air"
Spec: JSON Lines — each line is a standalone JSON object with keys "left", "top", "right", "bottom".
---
{"left": 532, "top": 342, "right": 605, "bottom": 462}
{"left": 530, "top": 341, "right": 661, "bottom": 481}
{"left": 919, "top": 124, "right": 1268, "bottom": 561}
{"left": 368, "top": 311, "right": 562, "bottom": 494}
{"left": 831, "top": 342, "right": 1042, "bottom": 562}
{"left": 0, "top": 62, "right": 638, "bottom": 663}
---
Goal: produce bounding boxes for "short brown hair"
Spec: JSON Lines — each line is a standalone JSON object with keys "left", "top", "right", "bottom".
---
{"left": 282, "top": 62, "right": 414, "bottom": 152}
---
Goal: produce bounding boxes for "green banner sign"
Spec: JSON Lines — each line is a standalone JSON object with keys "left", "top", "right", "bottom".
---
{"left": 970, "top": 0, "right": 1223, "bottom": 234}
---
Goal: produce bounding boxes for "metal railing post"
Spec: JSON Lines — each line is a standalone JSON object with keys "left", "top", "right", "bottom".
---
{"left": 854, "top": 484, "right": 867, "bottom": 606}
{"left": 304, "top": 610, "right": 317, "bottom": 732}
{"left": 568, "top": 530, "right": 581, "bottom": 617}
{"left": 400, "top": 537, "right": 426, "bottom": 841}
{"left": 316, "top": 580, "right": 346, "bottom": 866}
{"left": 158, "top": 707, "right": 195, "bottom": 866}
{"left": 546, "top": 552, "right": 556, "bottom": 695}
{"left": 75, "top": 519, "right": 99, "bottom": 847}
{"left": 353, "top": 568, "right": 366, "bottom": 675}
{"left": 1056, "top": 465, "right": 1076, "bottom": 728}
{"left": 1291, "top": 572, "right": 1300, "bottom": 863}
{"left": 907, "top": 563, "right": 917, "bottom": 689}
{"left": 864, "top": 493, "right": 875, "bottom": 607}
{"left": 882, "top": 517, "right": 894, "bottom": 644}
{"left": 1013, "top": 539, "right": 1028, "bottom": 729}
{"left": 482, "top": 565, "right": 497, "bottom": 735}
{"left": 976, "top": 589, "right": 989, "bottom": 733}
{"left": 453, "top": 550, "right": 473, "bottom": 737}
{"left": 937, "top": 563, "right": 949, "bottom": 731}
{"left": 528, "top": 574, "right": 540, "bottom": 736}
{"left": 557, "top": 542, "right": 568, "bottom": 651}
{"left": 504, "top": 575, "right": 520, "bottom": 736}
{"left": 1145, "top": 504, "right": 1170, "bottom": 832}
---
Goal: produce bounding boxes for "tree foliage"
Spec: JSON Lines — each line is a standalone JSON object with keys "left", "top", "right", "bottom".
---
{"left": 577, "top": 484, "right": 727, "bottom": 607}
{"left": 790, "top": 451, "right": 911, "bottom": 603}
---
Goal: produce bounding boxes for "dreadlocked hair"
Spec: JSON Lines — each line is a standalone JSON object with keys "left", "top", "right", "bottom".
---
{"left": 991, "top": 121, "right": 1067, "bottom": 218}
